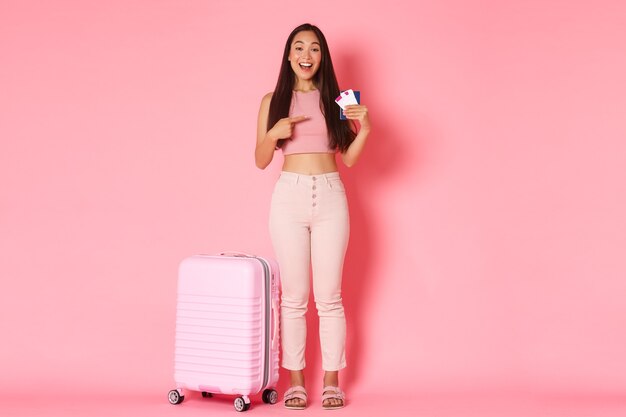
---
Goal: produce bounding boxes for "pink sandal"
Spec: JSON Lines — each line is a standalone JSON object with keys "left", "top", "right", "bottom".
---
{"left": 284, "top": 386, "right": 307, "bottom": 410}
{"left": 322, "top": 386, "right": 345, "bottom": 410}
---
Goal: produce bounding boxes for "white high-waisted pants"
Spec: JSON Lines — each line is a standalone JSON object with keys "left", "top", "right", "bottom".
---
{"left": 269, "top": 171, "right": 349, "bottom": 371}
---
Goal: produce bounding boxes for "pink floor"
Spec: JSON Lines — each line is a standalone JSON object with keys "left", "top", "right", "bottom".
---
{"left": 4, "top": 389, "right": 626, "bottom": 417}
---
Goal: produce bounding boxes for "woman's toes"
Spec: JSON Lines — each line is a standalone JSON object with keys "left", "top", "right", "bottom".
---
{"left": 288, "top": 398, "right": 302, "bottom": 407}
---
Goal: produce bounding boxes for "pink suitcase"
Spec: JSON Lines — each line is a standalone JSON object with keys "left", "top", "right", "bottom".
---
{"left": 168, "top": 253, "right": 280, "bottom": 412}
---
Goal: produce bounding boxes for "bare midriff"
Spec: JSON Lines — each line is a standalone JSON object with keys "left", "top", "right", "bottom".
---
{"left": 282, "top": 152, "right": 338, "bottom": 175}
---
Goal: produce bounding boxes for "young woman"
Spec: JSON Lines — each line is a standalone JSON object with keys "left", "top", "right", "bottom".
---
{"left": 255, "top": 23, "right": 370, "bottom": 410}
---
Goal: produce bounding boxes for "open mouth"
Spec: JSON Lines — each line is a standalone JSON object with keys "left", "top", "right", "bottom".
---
{"left": 299, "top": 63, "right": 313, "bottom": 70}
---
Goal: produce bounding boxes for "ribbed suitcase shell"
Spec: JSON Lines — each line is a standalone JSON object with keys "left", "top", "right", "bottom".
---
{"left": 173, "top": 254, "right": 280, "bottom": 401}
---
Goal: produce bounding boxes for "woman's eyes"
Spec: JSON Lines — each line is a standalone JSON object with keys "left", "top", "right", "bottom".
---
{"left": 294, "top": 47, "right": 320, "bottom": 53}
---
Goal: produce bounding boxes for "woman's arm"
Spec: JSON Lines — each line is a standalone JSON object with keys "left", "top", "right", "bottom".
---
{"left": 341, "top": 104, "right": 371, "bottom": 167}
{"left": 255, "top": 92, "right": 309, "bottom": 169}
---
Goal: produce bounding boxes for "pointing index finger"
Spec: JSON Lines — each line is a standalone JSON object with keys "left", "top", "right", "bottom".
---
{"left": 289, "top": 115, "right": 309, "bottom": 123}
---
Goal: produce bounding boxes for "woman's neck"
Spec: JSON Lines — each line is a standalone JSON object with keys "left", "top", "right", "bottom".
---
{"left": 293, "top": 81, "right": 316, "bottom": 93}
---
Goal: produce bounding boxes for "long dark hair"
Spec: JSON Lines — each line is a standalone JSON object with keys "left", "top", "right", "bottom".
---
{"left": 267, "top": 23, "right": 356, "bottom": 152}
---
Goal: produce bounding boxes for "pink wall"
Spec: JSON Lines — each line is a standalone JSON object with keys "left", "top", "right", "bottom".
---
{"left": 2, "top": 0, "right": 626, "bottom": 401}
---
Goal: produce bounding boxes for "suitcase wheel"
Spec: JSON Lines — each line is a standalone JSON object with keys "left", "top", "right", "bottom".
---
{"left": 262, "top": 389, "right": 278, "bottom": 404}
{"left": 234, "top": 396, "right": 250, "bottom": 412}
{"left": 168, "top": 389, "right": 184, "bottom": 405}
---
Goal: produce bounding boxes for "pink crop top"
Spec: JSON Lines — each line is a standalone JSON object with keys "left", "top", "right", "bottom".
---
{"left": 282, "top": 90, "right": 336, "bottom": 155}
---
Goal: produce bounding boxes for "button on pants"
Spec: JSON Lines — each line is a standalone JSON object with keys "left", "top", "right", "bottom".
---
{"left": 269, "top": 171, "right": 349, "bottom": 371}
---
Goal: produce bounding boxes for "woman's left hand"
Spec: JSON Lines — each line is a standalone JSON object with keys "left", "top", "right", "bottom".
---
{"left": 344, "top": 104, "right": 370, "bottom": 131}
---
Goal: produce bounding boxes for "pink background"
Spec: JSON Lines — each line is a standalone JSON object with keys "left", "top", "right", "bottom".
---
{"left": 2, "top": 1, "right": 626, "bottom": 416}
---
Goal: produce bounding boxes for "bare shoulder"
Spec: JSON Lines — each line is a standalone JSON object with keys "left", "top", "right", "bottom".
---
{"left": 258, "top": 92, "right": 274, "bottom": 125}
{"left": 261, "top": 91, "right": 274, "bottom": 105}
{"left": 258, "top": 92, "right": 273, "bottom": 116}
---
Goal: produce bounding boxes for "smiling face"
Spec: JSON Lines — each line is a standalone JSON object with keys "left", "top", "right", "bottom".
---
{"left": 288, "top": 30, "right": 322, "bottom": 84}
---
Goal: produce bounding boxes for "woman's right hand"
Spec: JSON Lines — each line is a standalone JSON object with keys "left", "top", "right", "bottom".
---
{"left": 266, "top": 115, "right": 308, "bottom": 142}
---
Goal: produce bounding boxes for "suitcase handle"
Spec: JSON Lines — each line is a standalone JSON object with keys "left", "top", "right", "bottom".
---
{"left": 271, "top": 299, "right": 280, "bottom": 350}
{"left": 219, "top": 251, "right": 254, "bottom": 257}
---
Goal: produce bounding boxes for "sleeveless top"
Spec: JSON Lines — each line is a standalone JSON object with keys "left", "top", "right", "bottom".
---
{"left": 282, "top": 90, "right": 336, "bottom": 155}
